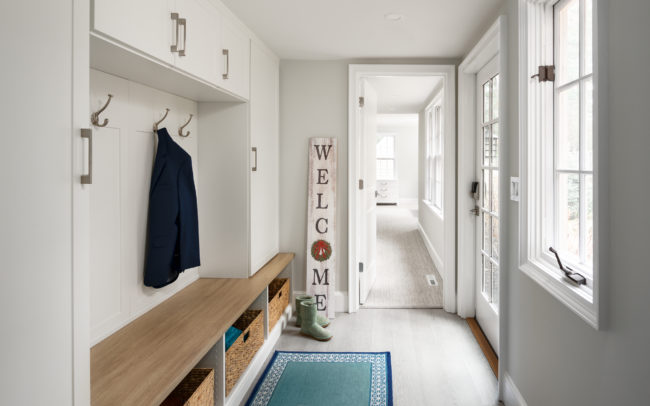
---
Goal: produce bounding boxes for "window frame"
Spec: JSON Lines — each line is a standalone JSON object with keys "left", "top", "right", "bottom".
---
{"left": 518, "top": 0, "right": 600, "bottom": 329}
{"left": 376, "top": 133, "right": 397, "bottom": 180}
{"left": 425, "top": 95, "right": 444, "bottom": 213}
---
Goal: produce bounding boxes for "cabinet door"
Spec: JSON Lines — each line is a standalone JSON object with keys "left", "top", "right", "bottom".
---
{"left": 219, "top": 17, "right": 251, "bottom": 100}
{"left": 173, "top": 0, "right": 220, "bottom": 85}
{"left": 249, "top": 42, "right": 279, "bottom": 275}
{"left": 93, "top": 0, "right": 174, "bottom": 64}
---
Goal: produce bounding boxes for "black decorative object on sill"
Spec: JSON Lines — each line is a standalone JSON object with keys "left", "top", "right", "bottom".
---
{"left": 549, "top": 247, "right": 587, "bottom": 286}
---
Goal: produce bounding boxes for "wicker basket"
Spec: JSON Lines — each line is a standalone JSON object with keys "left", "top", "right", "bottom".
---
{"left": 161, "top": 368, "right": 214, "bottom": 406}
{"left": 225, "top": 309, "right": 264, "bottom": 395}
{"left": 268, "top": 278, "right": 290, "bottom": 331}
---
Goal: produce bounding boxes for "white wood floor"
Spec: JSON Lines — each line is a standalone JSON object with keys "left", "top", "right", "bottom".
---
{"left": 246, "top": 309, "right": 499, "bottom": 405}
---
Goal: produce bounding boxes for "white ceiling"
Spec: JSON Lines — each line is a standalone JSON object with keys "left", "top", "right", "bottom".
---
{"left": 367, "top": 76, "right": 442, "bottom": 114}
{"left": 221, "top": 0, "right": 503, "bottom": 59}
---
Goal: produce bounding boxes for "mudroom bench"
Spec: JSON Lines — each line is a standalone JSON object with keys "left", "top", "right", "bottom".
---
{"left": 91, "top": 253, "right": 294, "bottom": 406}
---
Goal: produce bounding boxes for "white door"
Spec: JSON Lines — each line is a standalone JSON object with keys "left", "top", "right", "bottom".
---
{"left": 475, "top": 56, "right": 500, "bottom": 354}
{"left": 173, "top": 0, "right": 220, "bottom": 84}
{"left": 93, "top": 0, "right": 174, "bottom": 64}
{"left": 359, "top": 80, "right": 378, "bottom": 304}
{"left": 249, "top": 42, "right": 280, "bottom": 274}
{"left": 219, "top": 17, "right": 251, "bottom": 99}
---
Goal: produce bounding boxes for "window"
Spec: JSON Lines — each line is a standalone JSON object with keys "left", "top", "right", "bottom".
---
{"left": 519, "top": 0, "right": 599, "bottom": 328}
{"left": 376, "top": 134, "right": 396, "bottom": 180}
{"left": 425, "top": 101, "right": 443, "bottom": 212}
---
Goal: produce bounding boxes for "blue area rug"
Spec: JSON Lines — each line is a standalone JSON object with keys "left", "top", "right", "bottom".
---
{"left": 246, "top": 351, "right": 393, "bottom": 406}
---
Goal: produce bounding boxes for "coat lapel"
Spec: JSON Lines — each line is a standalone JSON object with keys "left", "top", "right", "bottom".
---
{"left": 150, "top": 128, "right": 170, "bottom": 194}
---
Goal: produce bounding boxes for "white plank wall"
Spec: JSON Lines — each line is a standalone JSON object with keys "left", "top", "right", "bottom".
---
{"left": 89, "top": 69, "right": 200, "bottom": 345}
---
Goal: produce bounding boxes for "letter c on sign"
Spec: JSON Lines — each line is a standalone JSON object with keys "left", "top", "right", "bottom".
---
{"left": 316, "top": 218, "right": 328, "bottom": 234}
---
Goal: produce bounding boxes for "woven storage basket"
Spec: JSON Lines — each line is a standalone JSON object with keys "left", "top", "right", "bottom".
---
{"left": 268, "top": 278, "right": 290, "bottom": 331}
{"left": 225, "top": 309, "right": 264, "bottom": 395}
{"left": 160, "top": 368, "right": 214, "bottom": 406}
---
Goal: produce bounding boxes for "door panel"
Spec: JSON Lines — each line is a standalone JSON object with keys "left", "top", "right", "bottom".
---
{"left": 219, "top": 18, "right": 251, "bottom": 99}
{"left": 174, "top": 0, "right": 220, "bottom": 85}
{"left": 359, "top": 80, "right": 378, "bottom": 304}
{"left": 93, "top": 0, "right": 174, "bottom": 64}
{"left": 475, "top": 56, "right": 500, "bottom": 355}
{"left": 249, "top": 42, "right": 280, "bottom": 274}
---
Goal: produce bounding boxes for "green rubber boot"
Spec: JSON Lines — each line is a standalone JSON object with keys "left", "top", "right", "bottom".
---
{"left": 295, "top": 295, "right": 330, "bottom": 328}
{"left": 299, "top": 301, "right": 333, "bottom": 342}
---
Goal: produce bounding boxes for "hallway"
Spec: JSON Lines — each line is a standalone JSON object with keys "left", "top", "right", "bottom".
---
{"left": 363, "top": 202, "right": 444, "bottom": 308}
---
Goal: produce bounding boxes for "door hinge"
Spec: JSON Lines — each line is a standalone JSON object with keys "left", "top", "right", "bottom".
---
{"left": 359, "top": 262, "right": 364, "bottom": 273}
{"left": 358, "top": 179, "right": 364, "bottom": 190}
{"left": 531, "top": 65, "right": 555, "bottom": 82}
{"left": 358, "top": 96, "right": 365, "bottom": 108}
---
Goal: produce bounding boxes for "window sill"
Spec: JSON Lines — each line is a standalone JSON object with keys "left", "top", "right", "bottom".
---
{"left": 519, "top": 259, "right": 599, "bottom": 329}
{"left": 421, "top": 199, "right": 443, "bottom": 220}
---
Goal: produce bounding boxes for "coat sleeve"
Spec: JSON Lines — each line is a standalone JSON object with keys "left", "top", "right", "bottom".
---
{"left": 177, "top": 158, "right": 201, "bottom": 271}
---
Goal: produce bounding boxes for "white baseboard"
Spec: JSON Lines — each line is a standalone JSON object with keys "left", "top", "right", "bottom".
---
{"left": 292, "top": 290, "right": 348, "bottom": 315}
{"left": 417, "top": 223, "right": 444, "bottom": 276}
{"left": 502, "top": 372, "right": 528, "bottom": 406}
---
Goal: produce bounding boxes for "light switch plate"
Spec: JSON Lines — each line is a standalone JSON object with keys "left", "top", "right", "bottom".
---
{"left": 510, "top": 177, "right": 520, "bottom": 202}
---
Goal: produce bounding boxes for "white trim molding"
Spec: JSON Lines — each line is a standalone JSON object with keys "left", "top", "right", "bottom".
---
{"left": 457, "top": 17, "right": 507, "bottom": 319}
{"left": 503, "top": 373, "right": 528, "bottom": 406}
{"left": 348, "top": 64, "right": 456, "bottom": 314}
{"left": 517, "top": 0, "right": 601, "bottom": 329}
{"left": 417, "top": 223, "right": 444, "bottom": 275}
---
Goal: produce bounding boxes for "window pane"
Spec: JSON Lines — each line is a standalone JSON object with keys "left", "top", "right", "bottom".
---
{"left": 483, "top": 212, "right": 491, "bottom": 254}
{"left": 483, "top": 80, "right": 491, "bottom": 123}
{"left": 584, "top": 78, "right": 593, "bottom": 171}
{"left": 483, "top": 169, "right": 491, "bottom": 211}
{"left": 492, "top": 217, "right": 500, "bottom": 262}
{"left": 483, "top": 126, "right": 491, "bottom": 167}
{"left": 483, "top": 256, "right": 493, "bottom": 301}
{"left": 492, "top": 169, "right": 499, "bottom": 215}
{"left": 492, "top": 75, "right": 499, "bottom": 120}
{"left": 557, "top": 85, "right": 580, "bottom": 170}
{"left": 584, "top": 0, "right": 593, "bottom": 75}
{"left": 586, "top": 175, "right": 593, "bottom": 265}
{"left": 556, "top": 0, "right": 580, "bottom": 84}
{"left": 376, "top": 135, "right": 394, "bottom": 158}
{"left": 557, "top": 173, "right": 580, "bottom": 258}
{"left": 491, "top": 123, "right": 499, "bottom": 167}
{"left": 377, "top": 159, "right": 394, "bottom": 180}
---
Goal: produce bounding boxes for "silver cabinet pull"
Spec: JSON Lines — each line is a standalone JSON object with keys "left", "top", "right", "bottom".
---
{"left": 171, "top": 13, "right": 180, "bottom": 53}
{"left": 252, "top": 147, "right": 257, "bottom": 171}
{"left": 178, "top": 17, "right": 187, "bottom": 56}
{"left": 81, "top": 128, "right": 93, "bottom": 185}
{"left": 222, "top": 49, "right": 230, "bottom": 79}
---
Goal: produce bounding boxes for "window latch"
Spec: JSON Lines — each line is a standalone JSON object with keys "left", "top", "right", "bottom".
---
{"left": 549, "top": 247, "right": 586, "bottom": 285}
{"left": 531, "top": 65, "right": 555, "bottom": 82}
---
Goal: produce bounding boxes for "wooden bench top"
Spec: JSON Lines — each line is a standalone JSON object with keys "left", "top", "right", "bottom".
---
{"left": 91, "top": 252, "right": 295, "bottom": 406}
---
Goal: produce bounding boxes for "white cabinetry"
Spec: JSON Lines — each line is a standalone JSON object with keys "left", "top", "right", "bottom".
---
{"left": 91, "top": 0, "right": 250, "bottom": 101}
{"left": 219, "top": 17, "right": 251, "bottom": 99}
{"left": 198, "top": 40, "right": 279, "bottom": 278}
{"left": 376, "top": 179, "right": 399, "bottom": 204}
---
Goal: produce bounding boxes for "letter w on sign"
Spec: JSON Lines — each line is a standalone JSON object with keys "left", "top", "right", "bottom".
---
{"left": 306, "top": 138, "right": 337, "bottom": 319}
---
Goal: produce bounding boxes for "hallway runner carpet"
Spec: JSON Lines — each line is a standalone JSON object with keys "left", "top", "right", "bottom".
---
{"left": 246, "top": 351, "right": 393, "bottom": 406}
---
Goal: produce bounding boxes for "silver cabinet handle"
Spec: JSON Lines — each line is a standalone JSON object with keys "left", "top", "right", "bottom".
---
{"left": 252, "top": 147, "right": 257, "bottom": 171}
{"left": 171, "top": 13, "right": 180, "bottom": 53}
{"left": 222, "top": 49, "right": 230, "bottom": 79}
{"left": 178, "top": 17, "right": 187, "bottom": 56}
{"left": 81, "top": 128, "right": 92, "bottom": 185}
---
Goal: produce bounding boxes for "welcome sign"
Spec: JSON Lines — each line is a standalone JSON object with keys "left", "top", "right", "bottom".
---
{"left": 306, "top": 137, "right": 337, "bottom": 319}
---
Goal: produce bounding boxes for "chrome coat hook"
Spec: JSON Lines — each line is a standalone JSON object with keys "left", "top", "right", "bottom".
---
{"left": 178, "top": 114, "right": 193, "bottom": 137}
{"left": 91, "top": 94, "right": 113, "bottom": 127}
{"left": 153, "top": 108, "right": 170, "bottom": 132}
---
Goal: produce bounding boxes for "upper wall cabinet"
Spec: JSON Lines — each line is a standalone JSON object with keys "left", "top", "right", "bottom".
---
{"left": 218, "top": 17, "right": 251, "bottom": 99}
{"left": 91, "top": 0, "right": 250, "bottom": 101}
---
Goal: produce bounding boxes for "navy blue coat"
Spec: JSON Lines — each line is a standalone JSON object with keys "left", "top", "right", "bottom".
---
{"left": 144, "top": 128, "right": 200, "bottom": 288}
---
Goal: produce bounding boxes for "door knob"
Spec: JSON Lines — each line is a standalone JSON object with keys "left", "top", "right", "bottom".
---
{"left": 470, "top": 205, "right": 480, "bottom": 216}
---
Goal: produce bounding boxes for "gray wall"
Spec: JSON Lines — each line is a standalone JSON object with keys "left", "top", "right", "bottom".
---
{"left": 279, "top": 58, "right": 458, "bottom": 298}
{"left": 502, "top": 0, "right": 650, "bottom": 404}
